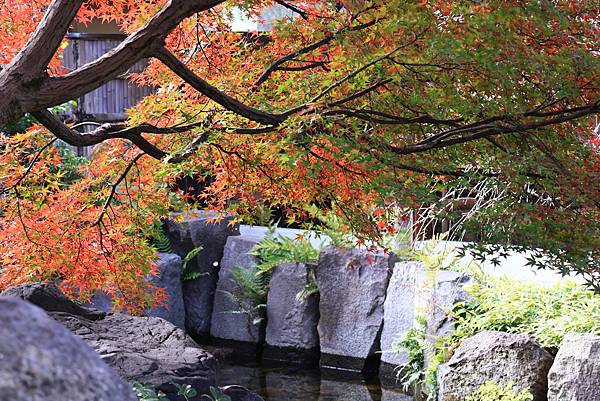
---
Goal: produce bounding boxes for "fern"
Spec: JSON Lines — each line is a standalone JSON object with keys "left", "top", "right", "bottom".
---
{"left": 180, "top": 245, "right": 207, "bottom": 282}
{"left": 224, "top": 265, "right": 268, "bottom": 326}
{"left": 232, "top": 264, "right": 268, "bottom": 304}
{"left": 150, "top": 220, "right": 173, "bottom": 253}
{"left": 250, "top": 227, "right": 320, "bottom": 276}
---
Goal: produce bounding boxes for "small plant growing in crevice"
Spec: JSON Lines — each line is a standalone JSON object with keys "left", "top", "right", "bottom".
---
{"left": 250, "top": 224, "right": 320, "bottom": 275}
{"left": 174, "top": 383, "right": 198, "bottom": 401}
{"left": 393, "top": 318, "right": 426, "bottom": 392}
{"left": 225, "top": 263, "right": 268, "bottom": 328}
{"left": 465, "top": 381, "right": 533, "bottom": 401}
{"left": 228, "top": 222, "right": 322, "bottom": 322}
{"left": 296, "top": 268, "right": 319, "bottom": 303}
{"left": 181, "top": 245, "right": 206, "bottom": 282}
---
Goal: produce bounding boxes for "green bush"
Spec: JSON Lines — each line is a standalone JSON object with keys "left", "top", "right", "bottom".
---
{"left": 393, "top": 267, "right": 600, "bottom": 400}
{"left": 453, "top": 275, "right": 600, "bottom": 350}
{"left": 465, "top": 381, "right": 533, "bottom": 401}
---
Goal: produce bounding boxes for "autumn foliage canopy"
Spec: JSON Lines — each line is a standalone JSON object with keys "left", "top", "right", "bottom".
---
{"left": 0, "top": 0, "right": 598, "bottom": 309}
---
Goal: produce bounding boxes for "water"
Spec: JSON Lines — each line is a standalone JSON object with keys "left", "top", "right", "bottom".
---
{"left": 218, "top": 363, "right": 414, "bottom": 401}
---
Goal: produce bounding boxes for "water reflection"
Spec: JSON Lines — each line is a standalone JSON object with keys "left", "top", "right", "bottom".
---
{"left": 218, "top": 364, "right": 414, "bottom": 401}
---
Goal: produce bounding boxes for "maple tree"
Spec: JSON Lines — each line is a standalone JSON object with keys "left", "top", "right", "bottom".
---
{"left": 0, "top": 0, "right": 599, "bottom": 309}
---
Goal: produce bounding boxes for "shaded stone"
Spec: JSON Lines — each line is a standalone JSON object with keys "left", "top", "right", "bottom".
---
{"left": 83, "top": 253, "right": 186, "bottom": 328}
{"left": 438, "top": 331, "right": 554, "bottom": 401}
{"left": 316, "top": 247, "right": 396, "bottom": 373}
{"left": 203, "top": 345, "right": 236, "bottom": 364}
{"left": 147, "top": 252, "right": 185, "bottom": 328}
{"left": 210, "top": 235, "right": 264, "bottom": 345}
{"left": 422, "top": 269, "right": 472, "bottom": 372}
{"left": 86, "top": 290, "right": 114, "bottom": 312}
{"left": 381, "top": 387, "right": 415, "bottom": 401}
{"left": 0, "top": 296, "right": 137, "bottom": 401}
{"left": 547, "top": 333, "right": 600, "bottom": 401}
{"left": 3, "top": 283, "right": 218, "bottom": 397}
{"left": 2, "top": 282, "right": 106, "bottom": 319}
{"left": 264, "top": 262, "right": 319, "bottom": 366}
{"left": 426, "top": 270, "right": 472, "bottom": 339}
{"left": 165, "top": 210, "right": 240, "bottom": 340}
{"left": 379, "top": 263, "right": 472, "bottom": 383}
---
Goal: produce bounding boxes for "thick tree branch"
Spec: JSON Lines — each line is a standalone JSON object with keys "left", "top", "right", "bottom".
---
{"left": 153, "top": 46, "right": 284, "bottom": 125}
{"left": 32, "top": 109, "right": 167, "bottom": 159}
{"left": 388, "top": 101, "right": 600, "bottom": 155}
{"left": 5, "top": 0, "right": 84, "bottom": 79}
{"left": 21, "top": 0, "right": 226, "bottom": 114}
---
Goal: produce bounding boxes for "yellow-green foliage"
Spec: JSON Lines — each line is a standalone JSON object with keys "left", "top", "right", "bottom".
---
{"left": 454, "top": 276, "right": 600, "bottom": 349}
{"left": 465, "top": 381, "right": 533, "bottom": 401}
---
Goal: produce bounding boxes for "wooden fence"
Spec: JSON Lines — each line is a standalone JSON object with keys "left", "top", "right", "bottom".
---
{"left": 62, "top": 33, "right": 154, "bottom": 157}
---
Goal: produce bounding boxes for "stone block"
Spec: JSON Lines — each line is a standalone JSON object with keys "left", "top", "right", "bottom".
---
{"left": 210, "top": 235, "right": 264, "bottom": 345}
{"left": 316, "top": 246, "right": 396, "bottom": 373}
{"left": 165, "top": 210, "right": 239, "bottom": 339}
{"left": 264, "top": 262, "right": 319, "bottom": 365}
{"left": 0, "top": 296, "right": 137, "bottom": 401}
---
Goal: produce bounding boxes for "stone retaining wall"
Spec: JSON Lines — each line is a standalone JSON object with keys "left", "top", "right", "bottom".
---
{"left": 81, "top": 214, "right": 599, "bottom": 399}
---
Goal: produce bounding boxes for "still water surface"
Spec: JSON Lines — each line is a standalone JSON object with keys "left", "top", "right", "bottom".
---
{"left": 219, "top": 363, "right": 415, "bottom": 401}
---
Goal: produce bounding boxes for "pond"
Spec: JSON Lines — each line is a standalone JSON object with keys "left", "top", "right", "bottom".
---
{"left": 219, "top": 363, "right": 415, "bottom": 401}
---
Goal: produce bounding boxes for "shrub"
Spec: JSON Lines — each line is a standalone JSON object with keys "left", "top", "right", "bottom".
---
{"left": 453, "top": 275, "right": 600, "bottom": 350}
{"left": 393, "top": 267, "right": 600, "bottom": 400}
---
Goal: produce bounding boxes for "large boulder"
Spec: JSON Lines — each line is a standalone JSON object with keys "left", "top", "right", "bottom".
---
{"left": 316, "top": 247, "right": 396, "bottom": 373}
{"left": 437, "top": 331, "right": 554, "bottom": 401}
{"left": 165, "top": 210, "right": 239, "bottom": 340}
{"left": 547, "top": 334, "right": 600, "bottom": 401}
{"left": 210, "top": 235, "right": 264, "bottom": 346}
{"left": 0, "top": 296, "right": 137, "bottom": 401}
{"left": 2, "top": 283, "right": 218, "bottom": 397}
{"left": 263, "top": 262, "right": 319, "bottom": 366}
{"left": 85, "top": 253, "right": 186, "bottom": 328}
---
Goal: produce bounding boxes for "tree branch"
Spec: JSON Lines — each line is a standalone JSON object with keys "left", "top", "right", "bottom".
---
{"left": 254, "top": 19, "right": 378, "bottom": 87}
{"left": 4, "top": 0, "right": 84, "bottom": 80}
{"left": 153, "top": 45, "right": 284, "bottom": 125}
{"left": 94, "top": 153, "right": 146, "bottom": 227}
{"left": 29, "top": 0, "right": 226, "bottom": 112}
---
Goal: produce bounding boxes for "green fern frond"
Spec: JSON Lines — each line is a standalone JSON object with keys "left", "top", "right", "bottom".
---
{"left": 150, "top": 220, "right": 173, "bottom": 253}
